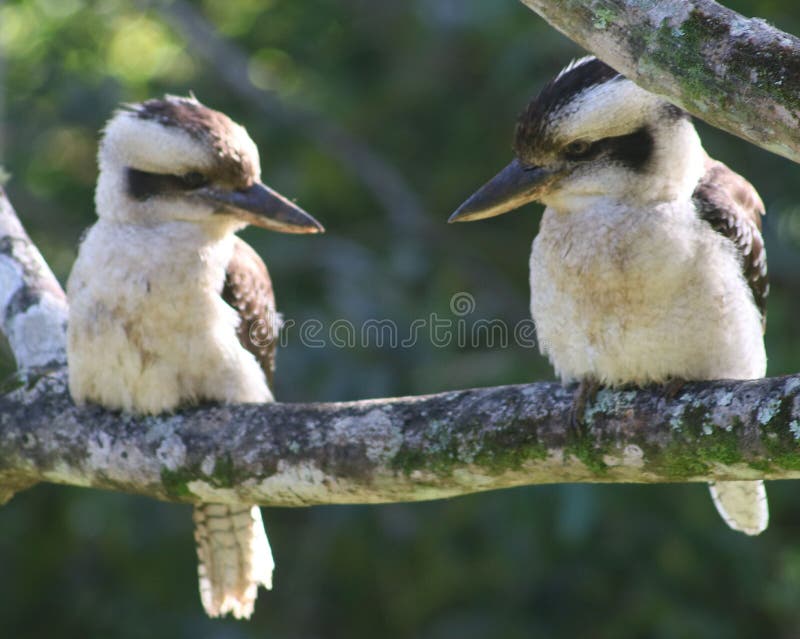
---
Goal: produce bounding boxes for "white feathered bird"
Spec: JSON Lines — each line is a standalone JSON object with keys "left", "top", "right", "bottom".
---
{"left": 450, "top": 57, "right": 769, "bottom": 536}
{"left": 67, "top": 95, "right": 324, "bottom": 617}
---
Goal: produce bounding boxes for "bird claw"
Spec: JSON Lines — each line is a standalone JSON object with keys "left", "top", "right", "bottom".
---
{"left": 570, "top": 377, "right": 601, "bottom": 431}
{"left": 663, "top": 377, "right": 687, "bottom": 400}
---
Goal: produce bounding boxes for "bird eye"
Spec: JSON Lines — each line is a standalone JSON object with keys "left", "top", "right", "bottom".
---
{"left": 564, "top": 140, "right": 593, "bottom": 160}
{"left": 181, "top": 172, "right": 208, "bottom": 189}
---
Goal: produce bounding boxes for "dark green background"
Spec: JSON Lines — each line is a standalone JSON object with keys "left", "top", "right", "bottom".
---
{"left": 2, "top": 0, "right": 800, "bottom": 636}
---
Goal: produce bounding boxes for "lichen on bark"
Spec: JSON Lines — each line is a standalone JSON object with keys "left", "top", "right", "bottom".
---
{"left": 3, "top": 368, "right": 800, "bottom": 507}
{"left": 518, "top": 0, "right": 800, "bottom": 163}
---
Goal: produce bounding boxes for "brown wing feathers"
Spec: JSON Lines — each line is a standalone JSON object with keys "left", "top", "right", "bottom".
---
{"left": 222, "top": 238, "right": 280, "bottom": 389}
{"left": 693, "top": 157, "right": 768, "bottom": 329}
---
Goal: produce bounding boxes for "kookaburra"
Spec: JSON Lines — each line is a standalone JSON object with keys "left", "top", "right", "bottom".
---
{"left": 67, "top": 96, "right": 324, "bottom": 618}
{"left": 449, "top": 57, "right": 769, "bottom": 536}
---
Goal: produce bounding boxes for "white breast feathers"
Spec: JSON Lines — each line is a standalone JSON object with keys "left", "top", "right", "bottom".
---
{"left": 67, "top": 220, "right": 272, "bottom": 414}
{"left": 529, "top": 200, "right": 766, "bottom": 385}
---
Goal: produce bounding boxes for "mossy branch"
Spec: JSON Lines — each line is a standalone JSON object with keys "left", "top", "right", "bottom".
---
{"left": 518, "top": 0, "right": 800, "bottom": 163}
{"left": 1, "top": 368, "right": 800, "bottom": 507}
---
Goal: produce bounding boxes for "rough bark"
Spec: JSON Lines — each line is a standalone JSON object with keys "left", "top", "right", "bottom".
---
{"left": 518, "top": 0, "right": 800, "bottom": 163}
{"left": 0, "top": 187, "right": 67, "bottom": 370}
{"left": 2, "top": 368, "right": 800, "bottom": 507}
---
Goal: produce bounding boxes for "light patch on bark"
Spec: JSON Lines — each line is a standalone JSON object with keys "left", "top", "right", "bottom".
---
{"left": 584, "top": 388, "right": 637, "bottom": 424}
{"left": 85, "top": 429, "right": 153, "bottom": 486}
{"left": 43, "top": 461, "right": 93, "bottom": 487}
{"left": 772, "top": 104, "right": 800, "bottom": 129}
{"left": 708, "top": 462, "right": 768, "bottom": 481}
{"left": 143, "top": 414, "right": 184, "bottom": 442}
{"left": 330, "top": 408, "right": 402, "bottom": 463}
{"left": 603, "top": 444, "right": 645, "bottom": 468}
{"left": 409, "top": 469, "right": 440, "bottom": 483}
{"left": 201, "top": 455, "right": 216, "bottom": 477}
{"left": 0, "top": 254, "right": 23, "bottom": 311}
{"left": 186, "top": 480, "right": 242, "bottom": 503}
{"left": 650, "top": 0, "right": 692, "bottom": 29}
{"left": 254, "top": 460, "right": 335, "bottom": 505}
{"left": 87, "top": 431, "right": 114, "bottom": 469}
{"left": 785, "top": 378, "right": 800, "bottom": 395}
{"left": 6, "top": 295, "right": 68, "bottom": 368}
{"left": 156, "top": 434, "right": 187, "bottom": 471}
{"left": 757, "top": 399, "right": 782, "bottom": 425}
{"left": 727, "top": 14, "right": 752, "bottom": 38}
{"left": 452, "top": 467, "right": 499, "bottom": 488}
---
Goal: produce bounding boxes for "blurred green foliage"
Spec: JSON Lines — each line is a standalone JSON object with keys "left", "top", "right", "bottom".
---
{"left": 2, "top": 0, "right": 800, "bottom": 637}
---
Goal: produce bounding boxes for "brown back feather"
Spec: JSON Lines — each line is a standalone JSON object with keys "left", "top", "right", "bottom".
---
{"left": 693, "top": 157, "right": 768, "bottom": 330}
{"left": 222, "top": 238, "right": 279, "bottom": 390}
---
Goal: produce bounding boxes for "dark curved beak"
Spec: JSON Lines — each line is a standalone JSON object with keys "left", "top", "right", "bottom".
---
{"left": 448, "top": 159, "right": 553, "bottom": 223}
{"left": 205, "top": 182, "right": 325, "bottom": 234}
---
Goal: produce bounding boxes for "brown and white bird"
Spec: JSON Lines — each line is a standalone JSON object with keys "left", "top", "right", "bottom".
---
{"left": 450, "top": 57, "right": 769, "bottom": 535}
{"left": 67, "top": 96, "right": 324, "bottom": 617}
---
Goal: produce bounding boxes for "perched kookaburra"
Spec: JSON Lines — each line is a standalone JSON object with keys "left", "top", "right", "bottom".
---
{"left": 450, "top": 57, "right": 769, "bottom": 535}
{"left": 67, "top": 96, "right": 324, "bottom": 618}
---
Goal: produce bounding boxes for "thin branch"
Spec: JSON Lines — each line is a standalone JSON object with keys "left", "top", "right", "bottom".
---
{"left": 0, "top": 187, "right": 67, "bottom": 370}
{"left": 518, "top": 0, "right": 800, "bottom": 163}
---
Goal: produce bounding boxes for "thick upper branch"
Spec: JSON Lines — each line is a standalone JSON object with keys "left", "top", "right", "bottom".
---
{"left": 518, "top": 0, "right": 800, "bottom": 163}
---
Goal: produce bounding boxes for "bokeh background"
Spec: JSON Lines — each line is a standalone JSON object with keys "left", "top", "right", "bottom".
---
{"left": 2, "top": 0, "right": 800, "bottom": 637}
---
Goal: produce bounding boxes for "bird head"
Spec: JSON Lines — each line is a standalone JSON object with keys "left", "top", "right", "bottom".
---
{"left": 449, "top": 57, "right": 704, "bottom": 222}
{"left": 95, "top": 95, "right": 324, "bottom": 234}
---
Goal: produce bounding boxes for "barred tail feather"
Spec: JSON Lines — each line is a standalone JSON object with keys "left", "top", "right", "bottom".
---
{"left": 193, "top": 503, "right": 274, "bottom": 619}
{"left": 708, "top": 480, "right": 769, "bottom": 536}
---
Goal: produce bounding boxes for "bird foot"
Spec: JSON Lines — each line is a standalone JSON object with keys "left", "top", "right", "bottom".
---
{"left": 663, "top": 377, "right": 687, "bottom": 400}
{"left": 570, "top": 377, "right": 601, "bottom": 431}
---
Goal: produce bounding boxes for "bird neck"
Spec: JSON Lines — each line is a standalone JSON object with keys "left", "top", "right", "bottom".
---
{"left": 90, "top": 217, "right": 237, "bottom": 285}
{"left": 643, "top": 117, "right": 707, "bottom": 204}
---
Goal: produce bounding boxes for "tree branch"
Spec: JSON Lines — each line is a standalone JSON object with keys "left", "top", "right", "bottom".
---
{"left": 518, "top": 0, "right": 800, "bottom": 163}
{"left": 0, "top": 187, "right": 67, "bottom": 370}
{"left": 1, "top": 367, "right": 800, "bottom": 507}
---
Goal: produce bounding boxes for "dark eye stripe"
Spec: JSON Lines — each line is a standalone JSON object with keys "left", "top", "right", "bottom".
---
{"left": 183, "top": 171, "right": 209, "bottom": 189}
{"left": 126, "top": 168, "right": 207, "bottom": 201}
{"left": 564, "top": 140, "right": 593, "bottom": 160}
{"left": 562, "top": 127, "right": 654, "bottom": 172}
{"left": 602, "top": 127, "right": 654, "bottom": 172}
